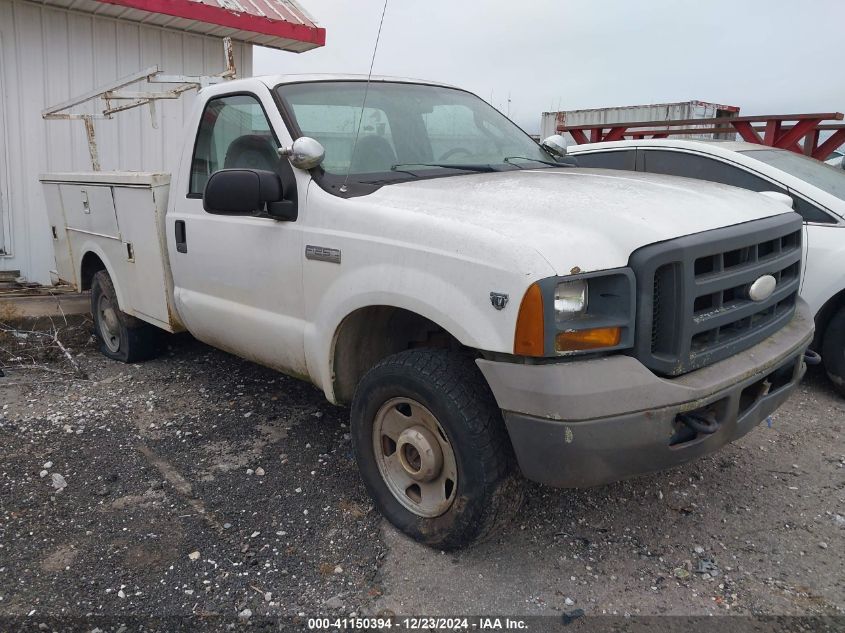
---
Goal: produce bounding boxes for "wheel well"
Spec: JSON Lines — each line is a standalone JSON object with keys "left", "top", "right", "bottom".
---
{"left": 814, "top": 288, "right": 845, "bottom": 349}
{"left": 332, "top": 306, "right": 462, "bottom": 404}
{"left": 79, "top": 252, "right": 107, "bottom": 291}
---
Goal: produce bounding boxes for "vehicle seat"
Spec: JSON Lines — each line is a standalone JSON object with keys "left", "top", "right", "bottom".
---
{"left": 224, "top": 135, "right": 278, "bottom": 171}
{"left": 349, "top": 135, "right": 397, "bottom": 173}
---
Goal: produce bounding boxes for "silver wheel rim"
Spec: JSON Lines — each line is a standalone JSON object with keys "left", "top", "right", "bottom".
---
{"left": 97, "top": 293, "right": 121, "bottom": 353}
{"left": 372, "top": 397, "right": 458, "bottom": 518}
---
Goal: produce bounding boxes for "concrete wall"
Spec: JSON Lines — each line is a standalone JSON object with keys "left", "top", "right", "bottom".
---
{"left": 0, "top": 0, "right": 253, "bottom": 283}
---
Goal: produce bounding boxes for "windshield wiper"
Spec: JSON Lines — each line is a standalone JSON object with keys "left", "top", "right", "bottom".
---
{"left": 504, "top": 156, "right": 576, "bottom": 168}
{"left": 391, "top": 162, "right": 498, "bottom": 173}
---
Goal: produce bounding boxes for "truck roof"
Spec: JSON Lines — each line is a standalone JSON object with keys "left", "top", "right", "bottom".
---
{"left": 254, "top": 74, "right": 459, "bottom": 90}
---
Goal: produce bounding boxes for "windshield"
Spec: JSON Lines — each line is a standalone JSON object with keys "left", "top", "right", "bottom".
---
{"left": 275, "top": 81, "right": 555, "bottom": 189}
{"left": 740, "top": 148, "right": 845, "bottom": 200}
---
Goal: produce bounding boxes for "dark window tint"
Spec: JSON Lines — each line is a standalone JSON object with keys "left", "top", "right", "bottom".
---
{"left": 641, "top": 150, "right": 836, "bottom": 224}
{"left": 190, "top": 95, "right": 279, "bottom": 195}
{"left": 740, "top": 148, "right": 845, "bottom": 200}
{"left": 573, "top": 150, "right": 635, "bottom": 170}
{"left": 640, "top": 150, "right": 784, "bottom": 193}
{"left": 790, "top": 195, "right": 836, "bottom": 223}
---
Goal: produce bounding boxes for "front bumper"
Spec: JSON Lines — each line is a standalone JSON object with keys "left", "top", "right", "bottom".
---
{"left": 477, "top": 299, "right": 814, "bottom": 488}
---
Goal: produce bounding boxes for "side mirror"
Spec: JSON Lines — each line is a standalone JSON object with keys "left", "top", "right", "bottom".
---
{"left": 203, "top": 169, "right": 297, "bottom": 221}
{"left": 540, "top": 134, "right": 568, "bottom": 159}
{"left": 279, "top": 137, "right": 325, "bottom": 170}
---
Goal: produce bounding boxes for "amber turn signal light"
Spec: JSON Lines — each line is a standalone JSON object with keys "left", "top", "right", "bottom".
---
{"left": 514, "top": 283, "right": 545, "bottom": 356}
{"left": 555, "top": 327, "right": 621, "bottom": 352}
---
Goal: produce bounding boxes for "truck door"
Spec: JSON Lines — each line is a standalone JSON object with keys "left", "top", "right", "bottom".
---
{"left": 168, "top": 92, "right": 308, "bottom": 377}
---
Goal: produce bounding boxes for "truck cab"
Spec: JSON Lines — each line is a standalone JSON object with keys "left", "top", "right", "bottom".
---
{"left": 42, "top": 76, "right": 814, "bottom": 549}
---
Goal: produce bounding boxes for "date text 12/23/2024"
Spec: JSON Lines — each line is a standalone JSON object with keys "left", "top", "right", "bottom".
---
{"left": 307, "top": 616, "right": 531, "bottom": 630}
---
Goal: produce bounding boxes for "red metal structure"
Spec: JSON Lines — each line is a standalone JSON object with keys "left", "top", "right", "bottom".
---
{"left": 89, "top": 0, "right": 325, "bottom": 51}
{"left": 559, "top": 113, "right": 845, "bottom": 160}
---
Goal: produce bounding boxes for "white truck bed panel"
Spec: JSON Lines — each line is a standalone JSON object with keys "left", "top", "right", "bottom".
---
{"left": 41, "top": 183, "right": 74, "bottom": 287}
{"left": 40, "top": 171, "right": 181, "bottom": 332}
{"left": 59, "top": 184, "right": 120, "bottom": 238}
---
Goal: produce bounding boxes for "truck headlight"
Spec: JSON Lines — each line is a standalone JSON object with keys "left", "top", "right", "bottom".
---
{"left": 554, "top": 280, "right": 588, "bottom": 321}
{"left": 514, "top": 269, "right": 635, "bottom": 357}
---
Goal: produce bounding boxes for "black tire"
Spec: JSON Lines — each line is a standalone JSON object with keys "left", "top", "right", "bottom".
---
{"left": 91, "top": 270, "right": 162, "bottom": 363}
{"left": 350, "top": 349, "right": 522, "bottom": 550}
{"left": 822, "top": 306, "right": 845, "bottom": 397}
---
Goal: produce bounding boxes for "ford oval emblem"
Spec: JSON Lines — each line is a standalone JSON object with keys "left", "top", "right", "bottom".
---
{"left": 748, "top": 274, "right": 777, "bottom": 302}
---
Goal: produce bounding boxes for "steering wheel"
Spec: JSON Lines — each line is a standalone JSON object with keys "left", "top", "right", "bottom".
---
{"left": 438, "top": 147, "right": 472, "bottom": 161}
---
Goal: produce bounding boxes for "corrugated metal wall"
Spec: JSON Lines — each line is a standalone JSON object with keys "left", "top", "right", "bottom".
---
{"left": 0, "top": 0, "right": 253, "bottom": 283}
{"left": 540, "top": 101, "right": 739, "bottom": 145}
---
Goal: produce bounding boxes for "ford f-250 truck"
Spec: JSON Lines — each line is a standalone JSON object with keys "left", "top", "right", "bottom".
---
{"left": 42, "top": 75, "right": 814, "bottom": 549}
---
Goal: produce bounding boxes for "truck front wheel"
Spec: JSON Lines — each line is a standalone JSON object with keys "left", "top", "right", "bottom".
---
{"left": 351, "top": 349, "right": 522, "bottom": 550}
{"left": 91, "top": 270, "right": 161, "bottom": 363}
{"left": 822, "top": 305, "right": 845, "bottom": 397}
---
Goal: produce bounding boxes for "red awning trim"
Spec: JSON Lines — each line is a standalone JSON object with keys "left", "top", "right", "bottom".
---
{"left": 95, "top": 0, "right": 325, "bottom": 46}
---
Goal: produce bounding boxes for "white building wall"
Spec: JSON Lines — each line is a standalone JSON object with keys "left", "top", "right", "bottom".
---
{"left": 0, "top": 0, "right": 253, "bottom": 283}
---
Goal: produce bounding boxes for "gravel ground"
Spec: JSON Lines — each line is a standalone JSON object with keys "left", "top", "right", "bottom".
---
{"left": 0, "top": 324, "right": 843, "bottom": 627}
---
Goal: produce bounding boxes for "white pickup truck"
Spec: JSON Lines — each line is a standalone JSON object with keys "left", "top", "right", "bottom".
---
{"left": 42, "top": 75, "right": 814, "bottom": 549}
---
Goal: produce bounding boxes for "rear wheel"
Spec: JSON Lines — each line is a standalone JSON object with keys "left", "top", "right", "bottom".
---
{"left": 91, "top": 270, "right": 162, "bottom": 363}
{"left": 351, "top": 349, "right": 522, "bottom": 550}
{"left": 822, "top": 306, "right": 845, "bottom": 397}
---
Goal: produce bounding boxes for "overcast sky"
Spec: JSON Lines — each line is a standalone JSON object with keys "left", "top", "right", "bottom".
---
{"left": 254, "top": 0, "right": 845, "bottom": 134}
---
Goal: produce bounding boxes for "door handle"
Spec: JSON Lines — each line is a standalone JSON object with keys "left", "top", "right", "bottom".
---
{"left": 175, "top": 220, "right": 187, "bottom": 253}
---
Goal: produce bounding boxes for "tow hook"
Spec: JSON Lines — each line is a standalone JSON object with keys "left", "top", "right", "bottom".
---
{"left": 677, "top": 410, "right": 720, "bottom": 435}
{"left": 803, "top": 349, "right": 822, "bottom": 366}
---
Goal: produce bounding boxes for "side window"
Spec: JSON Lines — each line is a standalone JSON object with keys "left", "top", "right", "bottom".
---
{"left": 572, "top": 150, "right": 635, "bottom": 170}
{"left": 189, "top": 95, "right": 279, "bottom": 195}
{"left": 640, "top": 150, "right": 838, "bottom": 223}
{"left": 639, "top": 150, "right": 787, "bottom": 194}
{"left": 789, "top": 193, "right": 837, "bottom": 224}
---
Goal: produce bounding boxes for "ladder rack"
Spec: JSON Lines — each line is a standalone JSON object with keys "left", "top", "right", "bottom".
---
{"left": 42, "top": 38, "right": 237, "bottom": 170}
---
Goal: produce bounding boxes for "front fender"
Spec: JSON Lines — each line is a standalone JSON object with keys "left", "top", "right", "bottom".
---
{"left": 802, "top": 225, "right": 845, "bottom": 317}
{"left": 303, "top": 263, "right": 527, "bottom": 401}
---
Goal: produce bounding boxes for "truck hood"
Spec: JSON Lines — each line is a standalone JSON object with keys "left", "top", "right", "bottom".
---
{"left": 366, "top": 168, "right": 794, "bottom": 275}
